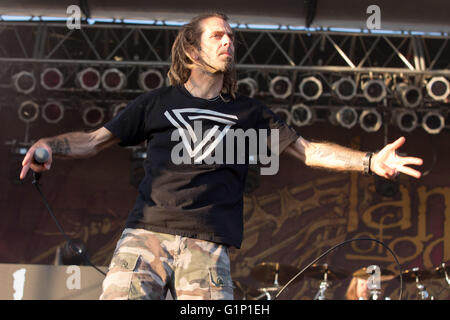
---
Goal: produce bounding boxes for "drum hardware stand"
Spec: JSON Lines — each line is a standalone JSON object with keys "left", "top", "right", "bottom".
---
{"left": 412, "top": 268, "right": 433, "bottom": 300}
{"left": 313, "top": 265, "right": 330, "bottom": 300}
{"left": 441, "top": 263, "right": 450, "bottom": 286}
{"left": 253, "top": 289, "right": 273, "bottom": 300}
{"left": 367, "top": 265, "right": 381, "bottom": 300}
{"left": 368, "top": 287, "right": 381, "bottom": 300}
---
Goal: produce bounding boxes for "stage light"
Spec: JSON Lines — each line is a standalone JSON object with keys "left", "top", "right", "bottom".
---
{"left": 40, "top": 67, "right": 64, "bottom": 90}
{"left": 42, "top": 101, "right": 64, "bottom": 124}
{"left": 273, "top": 107, "right": 292, "bottom": 125}
{"left": 12, "top": 71, "right": 36, "bottom": 94}
{"left": 82, "top": 105, "right": 104, "bottom": 127}
{"left": 77, "top": 67, "right": 101, "bottom": 91}
{"left": 291, "top": 103, "right": 314, "bottom": 127}
{"left": 101, "top": 68, "right": 126, "bottom": 91}
{"left": 395, "top": 83, "right": 423, "bottom": 108}
{"left": 422, "top": 111, "right": 444, "bottom": 134}
{"left": 332, "top": 77, "right": 357, "bottom": 100}
{"left": 111, "top": 102, "right": 127, "bottom": 118}
{"left": 360, "top": 109, "right": 382, "bottom": 132}
{"left": 362, "top": 79, "right": 386, "bottom": 103}
{"left": 237, "top": 77, "right": 258, "bottom": 98}
{"left": 426, "top": 76, "right": 450, "bottom": 101}
{"left": 333, "top": 106, "right": 358, "bottom": 129}
{"left": 299, "top": 76, "right": 322, "bottom": 101}
{"left": 18, "top": 100, "right": 39, "bottom": 123}
{"left": 395, "top": 109, "right": 418, "bottom": 132}
{"left": 269, "top": 76, "right": 292, "bottom": 99}
{"left": 138, "top": 69, "right": 164, "bottom": 91}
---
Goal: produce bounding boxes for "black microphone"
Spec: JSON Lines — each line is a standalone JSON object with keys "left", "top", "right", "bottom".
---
{"left": 32, "top": 148, "right": 49, "bottom": 183}
{"left": 34, "top": 148, "right": 49, "bottom": 164}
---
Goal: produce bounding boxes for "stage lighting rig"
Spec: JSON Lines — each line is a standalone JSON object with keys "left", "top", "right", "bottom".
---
{"left": 359, "top": 109, "right": 382, "bottom": 132}
{"left": 82, "top": 105, "right": 105, "bottom": 127}
{"left": 101, "top": 68, "right": 127, "bottom": 92}
{"left": 269, "top": 76, "right": 292, "bottom": 99}
{"left": 426, "top": 76, "right": 449, "bottom": 101}
{"left": 237, "top": 77, "right": 258, "bottom": 98}
{"left": 395, "top": 83, "right": 423, "bottom": 108}
{"left": 77, "top": 67, "right": 101, "bottom": 91}
{"left": 362, "top": 79, "right": 387, "bottom": 103}
{"left": 299, "top": 76, "right": 322, "bottom": 101}
{"left": 138, "top": 69, "right": 164, "bottom": 91}
{"left": 42, "top": 101, "right": 64, "bottom": 124}
{"left": 332, "top": 106, "right": 358, "bottom": 129}
{"left": 422, "top": 111, "right": 445, "bottom": 134}
{"left": 40, "top": 67, "right": 64, "bottom": 90}
{"left": 12, "top": 71, "right": 36, "bottom": 94}
{"left": 18, "top": 100, "right": 39, "bottom": 123}
{"left": 273, "top": 107, "right": 292, "bottom": 125}
{"left": 291, "top": 103, "right": 314, "bottom": 127}
{"left": 395, "top": 109, "right": 418, "bottom": 133}
{"left": 332, "top": 77, "right": 357, "bottom": 101}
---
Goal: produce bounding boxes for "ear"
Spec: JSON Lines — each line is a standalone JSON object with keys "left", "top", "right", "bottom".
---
{"left": 187, "top": 45, "right": 200, "bottom": 61}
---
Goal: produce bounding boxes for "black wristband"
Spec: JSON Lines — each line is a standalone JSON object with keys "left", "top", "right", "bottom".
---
{"left": 363, "top": 152, "right": 373, "bottom": 175}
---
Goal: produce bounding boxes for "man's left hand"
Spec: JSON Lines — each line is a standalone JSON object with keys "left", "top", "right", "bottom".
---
{"left": 371, "top": 136, "right": 423, "bottom": 179}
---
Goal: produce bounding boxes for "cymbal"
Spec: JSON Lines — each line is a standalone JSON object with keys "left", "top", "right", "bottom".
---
{"left": 257, "top": 286, "right": 281, "bottom": 292}
{"left": 352, "top": 267, "right": 396, "bottom": 282}
{"left": 304, "top": 264, "right": 348, "bottom": 281}
{"left": 250, "top": 262, "right": 301, "bottom": 285}
{"left": 401, "top": 267, "right": 434, "bottom": 282}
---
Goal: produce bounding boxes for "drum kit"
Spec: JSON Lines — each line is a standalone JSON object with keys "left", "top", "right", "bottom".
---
{"left": 233, "top": 261, "right": 450, "bottom": 300}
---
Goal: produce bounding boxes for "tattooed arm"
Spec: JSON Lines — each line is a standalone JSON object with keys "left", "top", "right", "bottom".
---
{"left": 20, "top": 127, "right": 120, "bottom": 179}
{"left": 285, "top": 137, "right": 366, "bottom": 172}
{"left": 285, "top": 136, "right": 423, "bottom": 179}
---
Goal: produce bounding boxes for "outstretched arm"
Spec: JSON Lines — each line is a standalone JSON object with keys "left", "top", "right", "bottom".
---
{"left": 284, "top": 136, "right": 423, "bottom": 179}
{"left": 20, "top": 127, "right": 120, "bottom": 180}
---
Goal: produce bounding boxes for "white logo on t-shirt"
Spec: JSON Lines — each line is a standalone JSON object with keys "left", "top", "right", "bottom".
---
{"left": 164, "top": 108, "right": 238, "bottom": 162}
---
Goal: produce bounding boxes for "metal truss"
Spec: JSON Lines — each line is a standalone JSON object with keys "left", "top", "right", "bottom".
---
{"left": 0, "top": 20, "right": 448, "bottom": 71}
{"left": 0, "top": 20, "right": 449, "bottom": 140}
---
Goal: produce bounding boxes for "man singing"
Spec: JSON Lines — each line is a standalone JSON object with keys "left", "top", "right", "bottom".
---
{"left": 20, "top": 12, "right": 423, "bottom": 300}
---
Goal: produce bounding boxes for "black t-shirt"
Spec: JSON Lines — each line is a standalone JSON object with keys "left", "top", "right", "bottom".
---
{"left": 104, "top": 85, "right": 299, "bottom": 248}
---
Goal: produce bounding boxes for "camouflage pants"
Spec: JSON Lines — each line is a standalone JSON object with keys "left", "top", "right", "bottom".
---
{"left": 99, "top": 228, "right": 234, "bottom": 300}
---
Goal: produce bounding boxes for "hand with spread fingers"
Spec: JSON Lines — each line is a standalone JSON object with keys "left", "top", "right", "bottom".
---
{"left": 371, "top": 136, "right": 423, "bottom": 180}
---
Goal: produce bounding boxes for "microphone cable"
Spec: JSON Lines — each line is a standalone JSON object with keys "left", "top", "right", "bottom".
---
{"left": 274, "top": 237, "right": 403, "bottom": 300}
{"left": 31, "top": 171, "right": 106, "bottom": 276}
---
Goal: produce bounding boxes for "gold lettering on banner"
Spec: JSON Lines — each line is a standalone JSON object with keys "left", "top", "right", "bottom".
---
{"left": 360, "top": 185, "right": 411, "bottom": 231}
{"left": 233, "top": 176, "right": 349, "bottom": 280}
{"left": 417, "top": 186, "right": 450, "bottom": 268}
{"left": 346, "top": 185, "right": 450, "bottom": 270}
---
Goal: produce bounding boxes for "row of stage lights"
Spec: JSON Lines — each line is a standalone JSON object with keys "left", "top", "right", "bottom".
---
{"left": 11, "top": 67, "right": 450, "bottom": 105}
{"left": 11, "top": 67, "right": 165, "bottom": 93}
{"left": 272, "top": 104, "right": 447, "bottom": 134}
{"left": 238, "top": 75, "right": 450, "bottom": 106}
{"left": 16, "top": 98, "right": 447, "bottom": 134}
{"left": 9, "top": 67, "right": 449, "bottom": 134}
{"left": 17, "top": 99, "right": 127, "bottom": 127}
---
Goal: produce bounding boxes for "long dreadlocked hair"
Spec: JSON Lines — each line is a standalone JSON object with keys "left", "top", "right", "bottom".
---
{"left": 167, "top": 12, "right": 237, "bottom": 99}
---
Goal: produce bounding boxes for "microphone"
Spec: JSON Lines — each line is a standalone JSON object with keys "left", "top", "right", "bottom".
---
{"left": 32, "top": 148, "right": 49, "bottom": 183}
{"left": 34, "top": 148, "right": 49, "bottom": 164}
